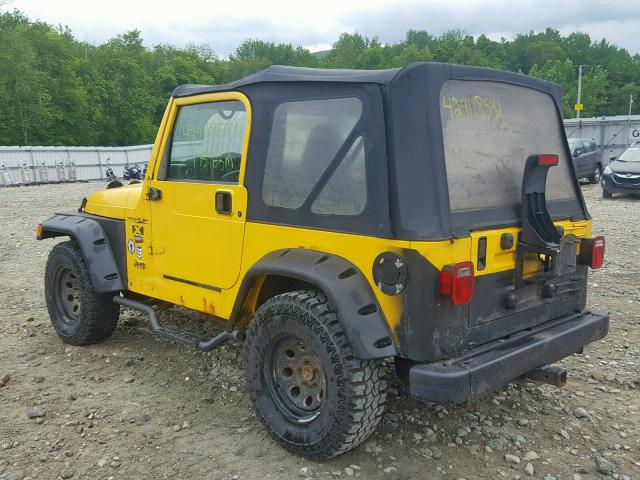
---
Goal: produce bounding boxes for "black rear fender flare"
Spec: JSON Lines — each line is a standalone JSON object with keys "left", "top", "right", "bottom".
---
{"left": 231, "top": 248, "right": 397, "bottom": 360}
{"left": 39, "top": 214, "right": 125, "bottom": 293}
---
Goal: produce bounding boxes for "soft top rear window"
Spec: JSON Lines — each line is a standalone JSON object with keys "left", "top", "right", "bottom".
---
{"left": 440, "top": 80, "right": 578, "bottom": 213}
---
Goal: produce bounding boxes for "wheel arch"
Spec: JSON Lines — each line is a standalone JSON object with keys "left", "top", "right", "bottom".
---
{"left": 231, "top": 249, "right": 397, "bottom": 360}
{"left": 39, "top": 213, "right": 125, "bottom": 293}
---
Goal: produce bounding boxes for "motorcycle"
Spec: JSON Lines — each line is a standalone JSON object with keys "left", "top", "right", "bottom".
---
{"left": 123, "top": 164, "right": 144, "bottom": 180}
{"left": 105, "top": 164, "right": 123, "bottom": 189}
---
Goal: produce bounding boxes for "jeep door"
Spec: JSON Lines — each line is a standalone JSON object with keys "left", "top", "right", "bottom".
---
{"left": 147, "top": 92, "right": 251, "bottom": 296}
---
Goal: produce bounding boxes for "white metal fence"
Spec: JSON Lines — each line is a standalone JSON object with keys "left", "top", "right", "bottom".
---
{"left": 0, "top": 145, "right": 153, "bottom": 186}
{"left": 3, "top": 118, "right": 639, "bottom": 186}
{"left": 564, "top": 115, "right": 640, "bottom": 160}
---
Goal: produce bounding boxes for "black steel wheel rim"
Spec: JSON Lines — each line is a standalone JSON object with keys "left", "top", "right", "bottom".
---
{"left": 264, "top": 330, "right": 327, "bottom": 424}
{"left": 54, "top": 266, "right": 81, "bottom": 325}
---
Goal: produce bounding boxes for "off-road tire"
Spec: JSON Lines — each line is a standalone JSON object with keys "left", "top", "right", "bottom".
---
{"left": 244, "top": 290, "right": 387, "bottom": 459}
{"left": 602, "top": 189, "right": 613, "bottom": 198}
{"left": 45, "top": 241, "right": 119, "bottom": 345}
{"left": 589, "top": 164, "right": 602, "bottom": 184}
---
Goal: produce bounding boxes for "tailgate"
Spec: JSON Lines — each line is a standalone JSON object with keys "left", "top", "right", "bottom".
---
{"left": 469, "top": 220, "right": 590, "bottom": 327}
{"left": 395, "top": 74, "right": 598, "bottom": 363}
{"left": 439, "top": 80, "right": 592, "bottom": 336}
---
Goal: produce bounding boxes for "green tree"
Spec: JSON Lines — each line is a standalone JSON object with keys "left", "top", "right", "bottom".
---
{"left": 1, "top": 9, "right": 640, "bottom": 146}
{"left": 85, "top": 30, "right": 158, "bottom": 145}
{"left": 232, "top": 39, "right": 316, "bottom": 67}
{"left": 529, "top": 60, "right": 608, "bottom": 117}
{"left": 0, "top": 26, "right": 53, "bottom": 144}
{"left": 390, "top": 44, "right": 432, "bottom": 67}
{"left": 326, "top": 33, "right": 375, "bottom": 68}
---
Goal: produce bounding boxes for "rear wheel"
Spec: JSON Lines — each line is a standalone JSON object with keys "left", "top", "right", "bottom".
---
{"left": 602, "top": 189, "right": 613, "bottom": 198}
{"left": 45, "top": 241, "right": 119, "bottom": 345}
{"left": 589, "top": 164, "right": 602, "bottom": 184}
{"left": 244, "top": 290, "right": 386, "bottom": 459}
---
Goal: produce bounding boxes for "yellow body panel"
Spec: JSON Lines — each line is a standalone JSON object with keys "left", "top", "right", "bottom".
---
{"left": 84, "top": 183, "right": 142, "bottom": 219}
{"left": 115, "top": 217, "right": 591, "bottom": 333}
{"left": 146, "top": 181, "right": 248, "bottom": 291}
{"left": 470, "top": 220, "right": 592, "bottom": 276}
{"left": 83, "top": 91, "right": 594, "bottom": 335}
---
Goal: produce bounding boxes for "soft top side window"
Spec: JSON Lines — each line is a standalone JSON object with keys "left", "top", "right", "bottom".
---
{"left": 165, "top": 100, "right": 247, "bottom": 183}
{"left": 311, "top": 136, "right": 367, "bottom": 216}
{"left": 261, "top": 97, "right": 366, "bottom": 216}
{"left": 242, "top": 82, "right": 390, "bottom": 237}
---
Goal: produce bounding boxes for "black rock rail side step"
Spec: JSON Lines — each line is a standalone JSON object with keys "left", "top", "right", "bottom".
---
{"left": 113, "top": 296, "right": 243, "bottom": 350}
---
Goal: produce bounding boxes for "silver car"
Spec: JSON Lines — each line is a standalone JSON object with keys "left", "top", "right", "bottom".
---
{"left": 568, "top": 138, "right": 603, "bottom": 184}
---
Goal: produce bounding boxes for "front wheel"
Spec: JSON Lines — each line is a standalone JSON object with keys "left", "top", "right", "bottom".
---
{"left": 244, "top": 290, "right": 387, "bottom": 459}
{"left": 602, "top": 189, "right": 613, "bottom": 198}
{"left": 589, "top": 165, "right": 602, "bottom": 184}
{"left": 45, "top": 241, "right": 120, "bottom": 345}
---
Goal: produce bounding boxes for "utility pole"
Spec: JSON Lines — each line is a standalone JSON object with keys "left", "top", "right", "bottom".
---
{"left": 627, "top": 94, "right": 634, "bottom": 146}
{"left": 576, "top": 64, "right": 586, "bottom": 120}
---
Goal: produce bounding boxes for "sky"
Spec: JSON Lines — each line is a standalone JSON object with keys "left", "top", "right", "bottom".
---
{"left": 7, "top": 0, "right": 640, "bottom": 56}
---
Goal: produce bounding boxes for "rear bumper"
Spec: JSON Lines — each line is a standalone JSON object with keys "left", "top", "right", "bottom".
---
{"left": 409, "top": 309, "right": 609, "bottom": 403}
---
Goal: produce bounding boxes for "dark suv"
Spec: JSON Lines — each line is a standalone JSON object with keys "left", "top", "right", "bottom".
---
{"left": 602, "top": 142, "right": 640, "bottom": 198}
{"left": 568, "top": 138, "right": 603, "bottom": 184}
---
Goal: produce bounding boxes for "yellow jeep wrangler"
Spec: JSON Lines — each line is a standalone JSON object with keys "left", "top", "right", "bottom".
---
{"left": 38, "top": 63, "right": 608, "bottom": 459}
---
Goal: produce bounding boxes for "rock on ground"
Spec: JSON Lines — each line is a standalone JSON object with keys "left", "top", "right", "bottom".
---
{"left": 0, "top": 182, "right": 638, "bottom": 478}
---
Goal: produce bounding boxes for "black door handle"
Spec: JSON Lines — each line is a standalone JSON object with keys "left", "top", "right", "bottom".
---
{"left": 215, "top": 191, "right": 232, "bottom": 214}
{"left": 477, "top": 236, "right": 487, "bottom": 271}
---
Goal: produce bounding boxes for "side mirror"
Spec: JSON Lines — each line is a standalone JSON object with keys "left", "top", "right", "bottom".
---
{"left": 573, "top": 150, "right": 580, "bottom": 158}
{"left": 609, "top": 155, "right": 617, "bottom": 161}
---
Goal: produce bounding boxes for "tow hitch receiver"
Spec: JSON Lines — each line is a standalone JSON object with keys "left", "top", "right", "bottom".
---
{"left": 524, "top": 364, "right": 567, "bottom": 387}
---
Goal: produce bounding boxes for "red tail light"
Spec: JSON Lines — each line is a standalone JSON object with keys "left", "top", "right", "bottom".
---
{"left": 439, "top": 261, "right": 475, "bottom": 305}
{"left": 590, "top": 236, "right": 605, "bottom": 269}
{"left": 538, "top": 154, "right": 559, "bottom": 166}
{"left": 579, "top": 236, "right": 605, "bottom": 269}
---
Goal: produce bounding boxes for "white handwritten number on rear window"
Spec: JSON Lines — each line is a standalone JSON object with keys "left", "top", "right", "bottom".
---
{"left": 441, "top": 95, "right": 504, "bottom": 122}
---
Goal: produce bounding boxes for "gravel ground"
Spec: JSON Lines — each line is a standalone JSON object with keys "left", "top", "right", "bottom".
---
{"left": 0, "top": 181, "right": 639, "bottom": 480}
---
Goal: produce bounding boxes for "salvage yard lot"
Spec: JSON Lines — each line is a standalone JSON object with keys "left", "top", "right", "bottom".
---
{"left": 0, "top": 182, "right": 639, "bottom": 480}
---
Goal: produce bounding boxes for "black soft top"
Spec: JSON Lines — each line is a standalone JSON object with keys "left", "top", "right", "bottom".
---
{"left": 172, "top": 65, "right": 402, "bottom": 98}
{"left": 170, "top": 63, "right": 587, "bottom": 240}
